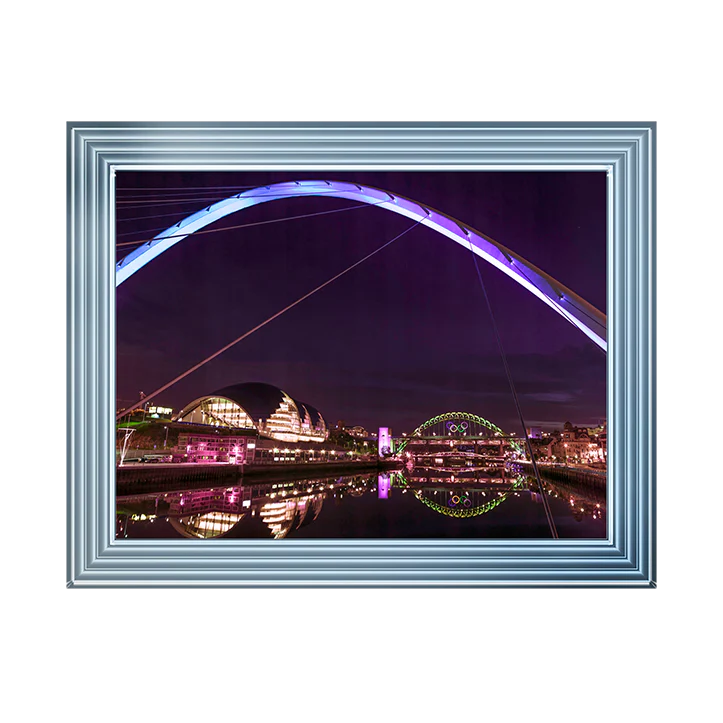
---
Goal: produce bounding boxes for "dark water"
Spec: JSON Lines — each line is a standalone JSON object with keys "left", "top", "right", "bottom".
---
{"left": 116, "top": 468, "right": 606, "bottom": 540}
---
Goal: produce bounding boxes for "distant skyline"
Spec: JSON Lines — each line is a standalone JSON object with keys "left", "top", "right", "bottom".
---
{"left": 116, "top": 171, "right": 606, "bottom": 433}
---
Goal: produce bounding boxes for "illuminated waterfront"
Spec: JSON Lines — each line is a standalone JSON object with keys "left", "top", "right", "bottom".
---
{"left": 116, "top": 468, "right": 605, "bottom": 540}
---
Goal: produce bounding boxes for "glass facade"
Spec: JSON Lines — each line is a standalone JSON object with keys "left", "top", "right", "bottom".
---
{"left": 176, "top": 389, "right": 328, "bottom": 443}
{"left": 178, "top": 397, "right": 255, "bottom": 429}
{"left": 262, "top": 393, "right": 302, "bottom": 441}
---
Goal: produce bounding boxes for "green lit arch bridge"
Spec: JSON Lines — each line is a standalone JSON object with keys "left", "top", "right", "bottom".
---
{"left": 393, "top": 411, "right": 525, "bottom": 457}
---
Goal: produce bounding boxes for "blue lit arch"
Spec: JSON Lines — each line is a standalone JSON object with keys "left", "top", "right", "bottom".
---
{"left": 116, "top": 180, "right": 607, "bottom": 351}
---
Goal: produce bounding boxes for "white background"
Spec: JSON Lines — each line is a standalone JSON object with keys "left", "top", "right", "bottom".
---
{"left": 1, "top": 2, "right": 719, "bottom": 721}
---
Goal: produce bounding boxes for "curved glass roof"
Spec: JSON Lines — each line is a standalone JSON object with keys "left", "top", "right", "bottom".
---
{"left": 176, "top": 382, "right": 328, "bottom": 442}
{"left": 213, "top": 382, "right": 289, "bottom": 425}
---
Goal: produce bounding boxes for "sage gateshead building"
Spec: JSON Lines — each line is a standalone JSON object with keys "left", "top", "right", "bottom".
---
{"left": 174, "top": 382, "right": 328, "bottom": 444}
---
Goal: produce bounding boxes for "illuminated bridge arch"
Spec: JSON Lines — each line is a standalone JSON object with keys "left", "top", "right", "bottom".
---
{"left": 116, "top": 180, "right": 607, "bottom": 351}
{"left": 392, "top": 471, "right": 526, "bottom": 519}
{"left": 395, "top": 411, "right": 521, "bottom": 454}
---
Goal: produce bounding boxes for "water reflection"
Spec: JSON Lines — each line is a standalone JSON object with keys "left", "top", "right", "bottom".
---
{"left": 117, "top": 466, "right": 606, "bottom": 539}
{"left": 394, "top": 470, "right": 525, "bottom": 518}
{"left": 118, "top": 476, "right": 357, "bottom": 540}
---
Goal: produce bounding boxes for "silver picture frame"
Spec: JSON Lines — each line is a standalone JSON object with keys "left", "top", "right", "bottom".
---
{"left": 67, "top": 121, "right": 655, "bottom": 587}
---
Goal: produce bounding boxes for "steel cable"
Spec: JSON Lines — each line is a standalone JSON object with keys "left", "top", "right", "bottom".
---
{"left": 465, "top": 238, "right": 559, "bottom": 538}
{"left": 117, "top": 217, "right": 424, "bottom": 420}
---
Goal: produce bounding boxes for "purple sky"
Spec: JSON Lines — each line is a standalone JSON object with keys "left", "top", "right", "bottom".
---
{"left": 116, "top": 171, "right": 606, "bottom": 434}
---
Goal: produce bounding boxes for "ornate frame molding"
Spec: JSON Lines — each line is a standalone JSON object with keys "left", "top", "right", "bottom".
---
{"left": 67, "top": 122, "right": 655, "bottom": 587}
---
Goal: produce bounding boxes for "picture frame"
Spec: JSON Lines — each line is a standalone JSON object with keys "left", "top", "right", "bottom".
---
{"left": 67, "top": 121, "right": 655, "bottom": 587}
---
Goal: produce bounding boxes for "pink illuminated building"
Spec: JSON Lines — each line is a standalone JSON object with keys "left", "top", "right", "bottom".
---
{"left": 176, "top": 433, "right": 255, "bottom": 464}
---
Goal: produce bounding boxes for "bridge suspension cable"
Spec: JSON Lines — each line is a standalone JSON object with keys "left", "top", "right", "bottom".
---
{"left": 116, "top": 217, "right": 425, "bottom": 421}
{"left": 465, "top": 238, "right": 559, "bottom": 538}
{"left": 116, "top": 184, "right": 263, "bottom": 199}
{"left": 116, "top": 208, "right": 237, "bottom": 225}
{"left": 115, "top": 187, "right": 369, "bottom": 211}
{"left": 116, "top": 200, "right": 384, "bottom": 247}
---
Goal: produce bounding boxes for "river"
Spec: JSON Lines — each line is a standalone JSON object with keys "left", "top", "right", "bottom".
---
{"left": 116, "top": 466, "right": 606, "bottom": 539}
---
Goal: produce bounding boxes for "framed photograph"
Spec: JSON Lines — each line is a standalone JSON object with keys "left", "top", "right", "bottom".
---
{"left": 67, "top": 121, "right": 655, "bottom": 587}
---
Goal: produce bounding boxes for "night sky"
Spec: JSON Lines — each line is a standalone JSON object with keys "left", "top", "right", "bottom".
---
{"left": 116, "top": 171, "right": 606, "bottom": 434}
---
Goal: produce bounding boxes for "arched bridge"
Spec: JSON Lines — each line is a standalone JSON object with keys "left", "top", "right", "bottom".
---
{"left": 116, "top": 180, "right": 607, "bottom": 350}
{"left": 395, "top": 411, "right": 524, "bottom": 455}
